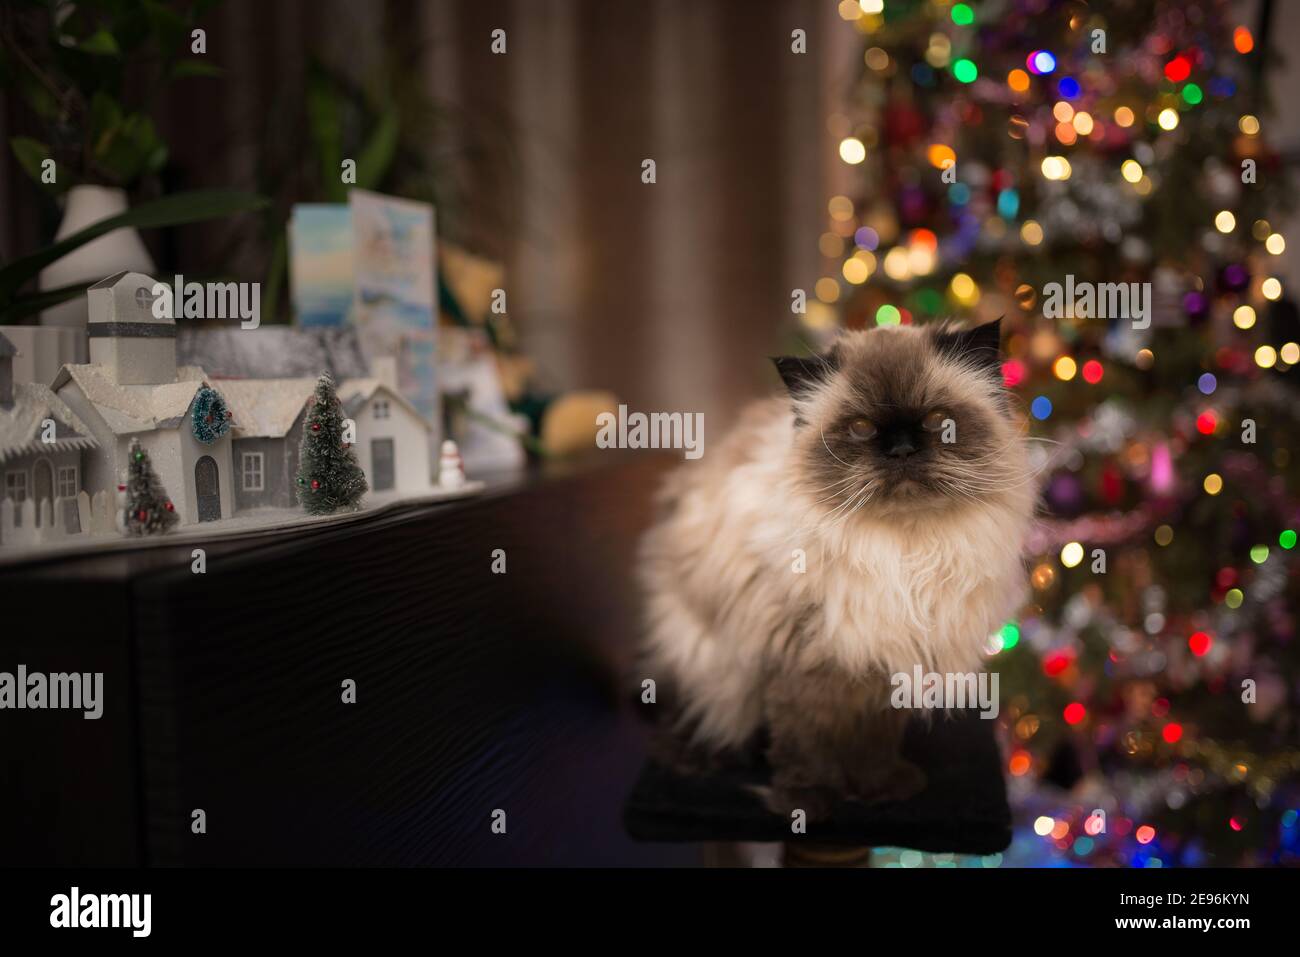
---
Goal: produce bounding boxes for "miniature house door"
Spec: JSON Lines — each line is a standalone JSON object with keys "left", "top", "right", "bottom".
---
{"left": 195, "top": 456, "right": 221, "bottom": 522}
{"left": 371, "top": 439, "right": 395, "bottom": 491}
{"left": 33, "top": 460, "right": 53, "bottom": 527}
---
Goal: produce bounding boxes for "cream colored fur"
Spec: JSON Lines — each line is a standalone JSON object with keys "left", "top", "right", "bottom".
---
{"left": 639, "top": 326, "right": 1035, "bottom": 750}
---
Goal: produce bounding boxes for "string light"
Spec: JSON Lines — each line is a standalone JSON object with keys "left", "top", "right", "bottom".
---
{"left": 1214, "top": 210, "right": 1236, "bottom": 233}
{"left": 1266, "top": 233, "right": 1286, "bottom": 254}
{"left": 952, "top": 58, "right": 978, "bottom": 83}
{"left": 1026, "top": 50, "right": 1056, "bottom": 75}
{"left": 839, "top": 137, "right": 867, "bottom": 164}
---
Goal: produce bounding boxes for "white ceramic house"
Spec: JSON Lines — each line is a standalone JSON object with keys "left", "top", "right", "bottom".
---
{"left": 212, "top": 368, "right": 432, "bottom": 509}
{"left": 50, "top": 272, "right": 236, "bottom": 525}
{"left": 340, "top": 377, "right": 431, "bottom": 496}
{"left": 0, "top": 331, "right": 99, "bottom": 539}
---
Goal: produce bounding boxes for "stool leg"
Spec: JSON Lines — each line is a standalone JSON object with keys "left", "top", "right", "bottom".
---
{"left": 782, "top": 843, "right": 873, "bottom": 868}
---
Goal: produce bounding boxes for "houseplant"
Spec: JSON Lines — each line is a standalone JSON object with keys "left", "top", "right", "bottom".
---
{"left": 0, "top": 0, "right": 263, "bottom": 324}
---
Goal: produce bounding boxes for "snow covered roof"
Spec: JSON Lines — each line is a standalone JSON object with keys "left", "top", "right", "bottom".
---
{"left": 0, "top": 382, "right": 98, "bottom": 463}
{"left": 51, "top": 363, "right": 214, "bottom": 436}
{"left": 213, "top": 375, "right": 428, "bottom": 438}
{"left": 340, "top": 378, "right": 424, "bottom": 422}
{"left": 215, "top": 378, "right": 314, "bottom": 439}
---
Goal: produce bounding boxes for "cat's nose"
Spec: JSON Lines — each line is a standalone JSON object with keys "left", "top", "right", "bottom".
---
{"left": 886, "top": 434, "right": 918, "bottom": 458}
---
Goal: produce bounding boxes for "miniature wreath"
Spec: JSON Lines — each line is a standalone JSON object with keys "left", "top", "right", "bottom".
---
{"left": 192, "top": 386, "right": 233, "bottom": 444}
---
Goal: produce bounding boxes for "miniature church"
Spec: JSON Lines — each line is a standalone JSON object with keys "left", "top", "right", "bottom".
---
{"left": 52, "top": 272, "right": 236, "bottom": 525}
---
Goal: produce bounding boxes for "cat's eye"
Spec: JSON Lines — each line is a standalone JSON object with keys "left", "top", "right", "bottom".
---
{"left": 922, "top": 410, "right": 948, "bottom": 432}
{"left": 848, "top": 417, "right": 877, "bottom": 440}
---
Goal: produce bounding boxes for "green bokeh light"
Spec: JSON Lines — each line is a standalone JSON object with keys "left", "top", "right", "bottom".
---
{"left": 953, "top": 59, "right": 978, "bottom": 83}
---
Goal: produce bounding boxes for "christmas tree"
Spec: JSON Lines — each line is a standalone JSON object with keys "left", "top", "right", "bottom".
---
{"left": 819, "top": 0, "right": 1298, "bottom": 865}
{"left": 123, "top": 438, "right": 178, "bottom": 537}
{"left": 296, "top": 372, "right": 368, "bottom": 515}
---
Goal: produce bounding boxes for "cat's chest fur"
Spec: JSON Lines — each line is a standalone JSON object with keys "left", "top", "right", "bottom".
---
{"left": 780, "top": 505, "right": 1027, "bottom": 677}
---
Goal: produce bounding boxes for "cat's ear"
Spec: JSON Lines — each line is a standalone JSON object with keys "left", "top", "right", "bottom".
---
{"left": 771, "top": 353, "right": 837, "bottom": 398}
{"left": 933, "top": 318, "right": 1002, "bottom": 374}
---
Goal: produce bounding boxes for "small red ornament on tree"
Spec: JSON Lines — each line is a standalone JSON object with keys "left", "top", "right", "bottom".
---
{"left": 311, "top": 479, "right": 320, "bottom": 490}
{"left": 165, "top": 501, "right": 174, "bottom": 512}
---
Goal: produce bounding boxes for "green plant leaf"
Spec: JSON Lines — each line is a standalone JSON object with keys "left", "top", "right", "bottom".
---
{"left": 95, "top": 112, "right": 165, "bottom": 185}
{"left": 88, "top": 91, "right": 123, "bottom": 145}
{"left": 78, "top": 29, "right": 121, "bottom": 56}
{"left": 0, "top": 189, "right": 270, "bottom": 303}
{"left": 10, "top": 136, "right": 53, "bottom": 185}
{"left": 307, "top": 64, "right": 345, "bottom": 202}
{"left": 0, "top": 282, "right": 90, "bottom": 324}
{"left": 355, "top": 106, "right": 400, "bottom": 190}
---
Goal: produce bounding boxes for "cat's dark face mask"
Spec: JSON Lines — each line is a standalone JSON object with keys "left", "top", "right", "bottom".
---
{"left": 775, "top": 320, "right": 1019, "bottom": 512}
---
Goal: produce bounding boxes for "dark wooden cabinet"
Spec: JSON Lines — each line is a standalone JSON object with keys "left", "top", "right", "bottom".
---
{"left": 0, "top": 457, "right": 696, "bottom": 866}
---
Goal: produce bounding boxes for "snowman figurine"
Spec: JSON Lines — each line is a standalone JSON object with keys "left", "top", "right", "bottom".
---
{"left": 438, "top": 439, "right": 466, "bottom": 490}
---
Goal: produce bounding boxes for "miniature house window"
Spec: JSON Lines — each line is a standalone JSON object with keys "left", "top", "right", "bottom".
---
{"left": 374, "top": 399, "right": 390, "bottom": 420}
{"left": 242, "top": 452, "right": 264, "bottom": 492}
{"left": 4, "top": 470, "right": 27, "bottom": 503}
{"left": 57, "top": 466, "right": 78, "bottom": 498}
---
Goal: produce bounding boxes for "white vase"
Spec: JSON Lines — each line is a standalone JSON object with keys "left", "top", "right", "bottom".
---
{"left": 39, "top": 185, "right": 156, "bottom": 330}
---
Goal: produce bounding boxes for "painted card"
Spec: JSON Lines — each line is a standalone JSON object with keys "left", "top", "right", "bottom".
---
{"left": 289, "top": 204, "right": 354, "bottom": 328}
{"left": 349, "top": 189, "right": 439, "bottom": 424}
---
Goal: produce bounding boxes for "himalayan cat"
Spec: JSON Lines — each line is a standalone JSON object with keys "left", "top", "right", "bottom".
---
{"left": 638, "top": 319, "right": 1035, "bottom": 818}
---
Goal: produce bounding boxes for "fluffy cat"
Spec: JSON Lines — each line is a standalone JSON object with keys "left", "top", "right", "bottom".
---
{"left": 638, "top": 319, "right": 1035, "bottom": 818}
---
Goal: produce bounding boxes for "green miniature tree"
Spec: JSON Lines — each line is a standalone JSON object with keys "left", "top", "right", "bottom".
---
{"left": 123, "top": 438, "right": 177, "bottom": 536}
{"left": 296, "top": 372, "right": 367, "bottom": 515}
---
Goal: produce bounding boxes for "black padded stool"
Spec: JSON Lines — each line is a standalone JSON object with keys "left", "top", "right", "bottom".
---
{"left": 624, "top": 711, "right": 1011, "bottom": 866}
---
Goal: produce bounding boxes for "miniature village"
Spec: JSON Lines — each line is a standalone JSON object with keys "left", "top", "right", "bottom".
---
{"left": 0, "top": 271, "right": 480, "bottom": 555}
